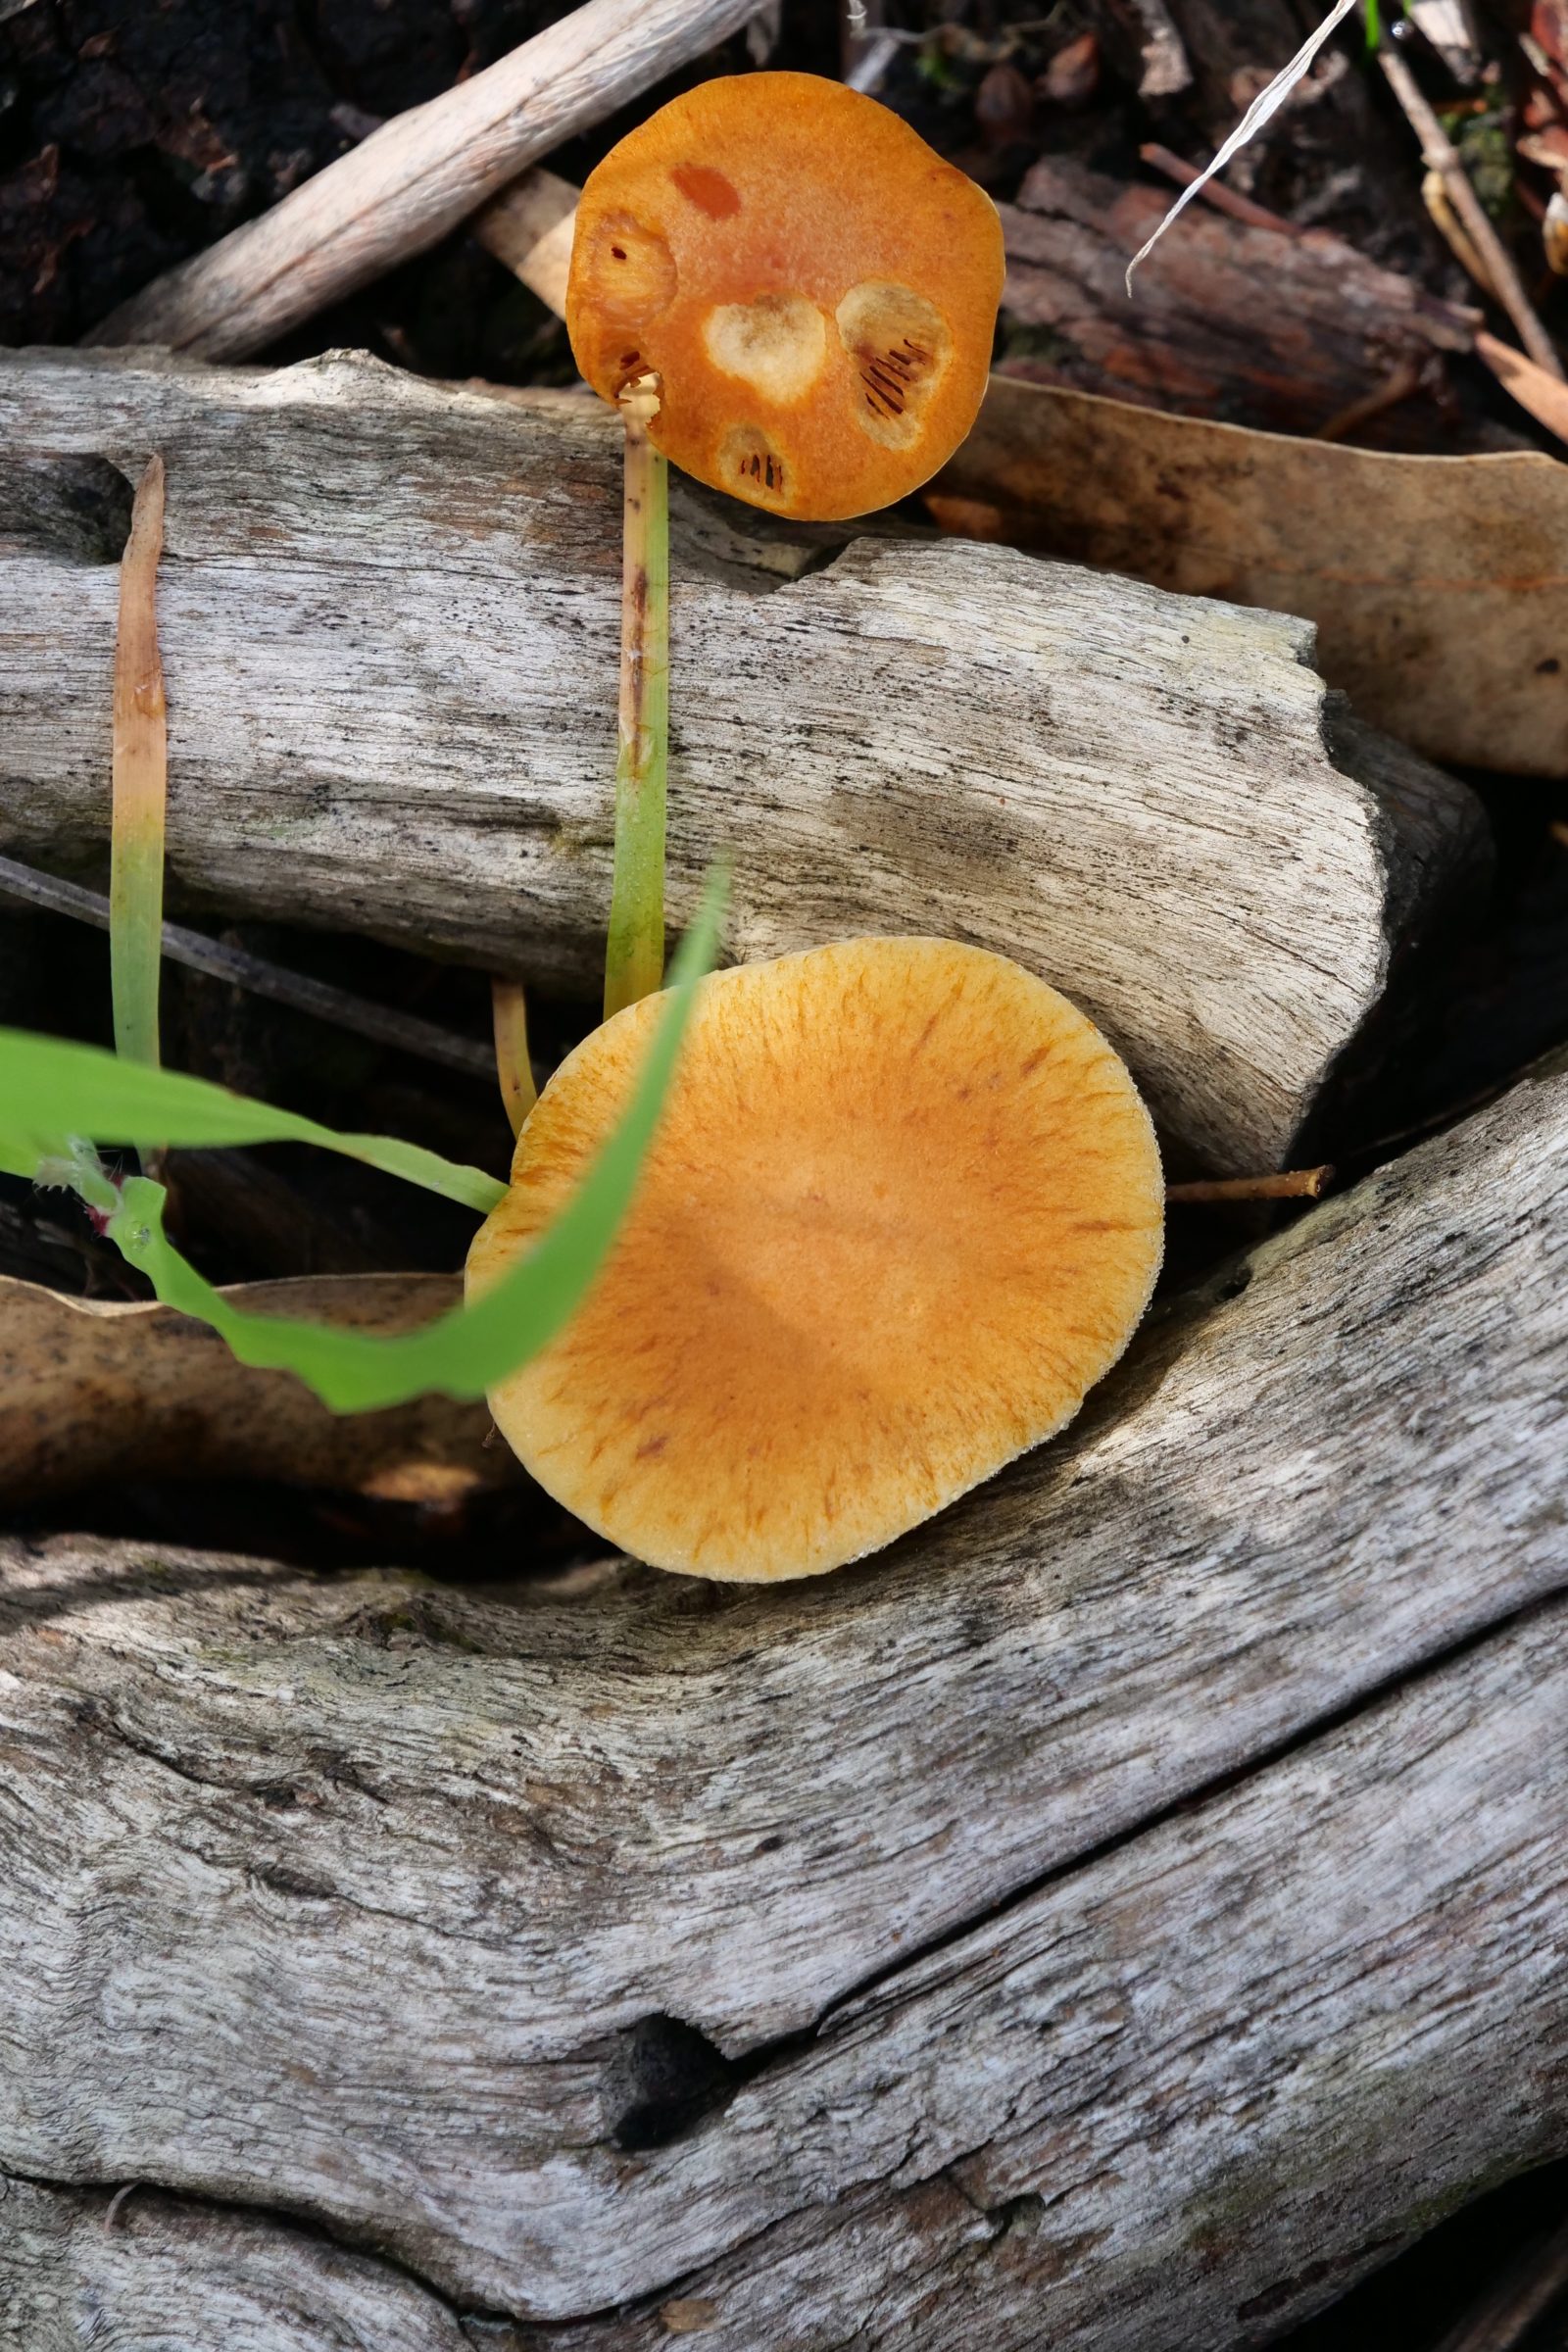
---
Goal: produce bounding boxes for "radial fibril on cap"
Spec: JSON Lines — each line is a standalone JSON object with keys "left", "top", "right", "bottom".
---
{"left": 565, "top": 74, "right": 1005, "bottom": 521}
{"left": 466, "top": 939, "right": 1164, "bottom": 1583}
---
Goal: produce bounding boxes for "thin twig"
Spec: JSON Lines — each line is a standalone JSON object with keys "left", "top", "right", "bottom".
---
{"left": 1139, "top": 143, "right": 1303, "bottom": 236}
{"left": 110, "top": 454, "right": 167, "bottom": 1070}
{"left": 491, "top": 977, "right": 538, "bottom": 1134}
{"left": 1422, "top": 165, "right": 1498, "bottom": 300}
{"left": 471, "top": 169, "right": 578, "bottom": 319}
{"left": 1167, "top": 1165, "right": 1333, "bottom": 1203}
{"left": 0, "top": 853, "right": 498, "bottom": 1082}
{"left": 1379, "top": 46, "right": 1565, "bottom": 380}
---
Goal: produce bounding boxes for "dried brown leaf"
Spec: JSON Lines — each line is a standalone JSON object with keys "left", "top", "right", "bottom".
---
{"left": 0, "top": 1272, "right": 519, "bottom": 1505}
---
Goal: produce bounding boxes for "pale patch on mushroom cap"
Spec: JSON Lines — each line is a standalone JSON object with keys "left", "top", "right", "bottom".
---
{"left": 466, "top": 939, "right": 1164, "bottom": 1583}
{"left": 565, "top": 74, "right": 1004, "bottom": 521}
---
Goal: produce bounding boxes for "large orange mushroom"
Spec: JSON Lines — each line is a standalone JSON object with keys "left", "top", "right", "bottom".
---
{"left": 467, "top": 938, "right": 1163, "bottom": 1583}
{"left": 566, "top": 72, "right": 1005, "bottom": 521}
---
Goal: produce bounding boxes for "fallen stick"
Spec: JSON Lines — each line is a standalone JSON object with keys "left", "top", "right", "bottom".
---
{"left": 1137, "top": 139, "right": 1301, "bottom": 235}
{"left": 1432, "top": 2212, "right": 1568, "bottom": 2352}
{"left": 83, "top": 0, "right": 769, "bottom": 361}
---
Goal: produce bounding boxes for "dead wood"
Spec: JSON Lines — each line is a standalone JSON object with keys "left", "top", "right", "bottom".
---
{"left": 0, "top": 347, "right": 1486, "bottom": 1174}
{"left": 2, "top": 1055, "right": 1566, "bottom": 2343}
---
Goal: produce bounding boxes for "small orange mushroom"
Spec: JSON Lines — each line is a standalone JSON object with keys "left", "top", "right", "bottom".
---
{"left": 466, "top": 938, "right": 1163, "bottom": 1583}
{"left": 566, "top": 73, "right": 1005, "bottom": 521}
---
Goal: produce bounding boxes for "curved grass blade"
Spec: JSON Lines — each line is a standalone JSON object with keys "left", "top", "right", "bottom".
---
{"left": 73, "top": 882, "right": 724, "bottom": 1411}
{"left": 0, "top": 1029, "right": 505, "bottom": 1212}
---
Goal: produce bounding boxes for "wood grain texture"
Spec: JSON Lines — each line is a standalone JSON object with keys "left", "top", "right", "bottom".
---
{"left": 2, "top": 1058, "right": 1565, "bottom": 2334}
{"left": 82, "top": 0, "right": 770, "bottom": 359}
{"left": 0, "top": 348, "right": 1486, "bottom": 1172}
{"left": 532, "top": 1595, "right": 1568, "bottom": 2352}
{"left": 0, "top": 2176, "right": 470, "bottom": 2352}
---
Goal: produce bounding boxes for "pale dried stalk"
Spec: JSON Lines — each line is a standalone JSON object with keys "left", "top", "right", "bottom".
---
{"left": 603, "top": 375, "right": 670, "bottom": 1022}
{"left": 110, "top": 454, "right": 167, "bottom": 1069}
{"left": 491, "top": 978, "right": 538, "bottom": 1135}
{"left": 1125, "top": 0, "right": 1359, "bottom": 291}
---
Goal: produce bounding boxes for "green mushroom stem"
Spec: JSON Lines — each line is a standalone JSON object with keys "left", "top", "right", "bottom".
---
{"left": 603, "top": 371, "right": 670, "bottom": 1023}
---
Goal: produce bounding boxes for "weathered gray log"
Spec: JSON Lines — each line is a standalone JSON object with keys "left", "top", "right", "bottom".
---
{"left": 0, "top": 348, "right": 1484, "bottom": 1173}
{"left": 3, "top": 1056, "right": 1566, "bottom": 2346}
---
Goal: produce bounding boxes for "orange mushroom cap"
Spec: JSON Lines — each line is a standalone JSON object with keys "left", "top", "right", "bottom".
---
{"left": 466, "top": 939, "right": 1163, "bottom": 1582}
{"left": 565, "top": 73, "right": 1005, "bottom": 521}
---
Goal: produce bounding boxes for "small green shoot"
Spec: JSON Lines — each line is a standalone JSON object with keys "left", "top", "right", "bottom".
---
{"left": 1363, "top": 2, "right": 1408, "bottom": 50}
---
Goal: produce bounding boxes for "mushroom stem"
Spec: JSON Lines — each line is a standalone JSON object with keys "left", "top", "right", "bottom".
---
{"left": 1166, "top": 1165, "right": 1333, "bottom": 1204}
{"left": 491, "top": 975, "right": 538, "bottom": 1135}
{"left": 603, "top": 371, "right": 670, "bottom": 1021}
{"left": 110, "top": 453, "right": 168, "bottom": 1071}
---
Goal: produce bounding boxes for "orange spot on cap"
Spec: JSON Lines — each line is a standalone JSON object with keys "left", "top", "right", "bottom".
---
{"left": 671, "top": 162, "right": 742, "bottom": 219}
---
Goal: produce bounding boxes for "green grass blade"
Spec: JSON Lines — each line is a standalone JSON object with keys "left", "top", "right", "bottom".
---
{"left": 97, "top": 887, "right": 722, "bottom": 1409}
{"left": 0, "top": 1029, "right": 505, "bottom": 1212}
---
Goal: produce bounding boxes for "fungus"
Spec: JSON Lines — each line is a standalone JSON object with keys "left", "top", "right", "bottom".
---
{"left": 466, "top": 937, "right": 1163, "bottom": 1583}
{"left": 566, "top": 73, "right": 1005, "bottom": 521}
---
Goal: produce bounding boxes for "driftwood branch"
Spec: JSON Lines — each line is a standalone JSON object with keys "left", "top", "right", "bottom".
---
{"left": 81, "top": 0, "right": 769, "bottom": 360}
{"left": 0, "top": 349, "right": 1486, "bottom": 1172}
{"left": 3, "top": 1057, "right": 1566, "bottom": 2343}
